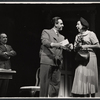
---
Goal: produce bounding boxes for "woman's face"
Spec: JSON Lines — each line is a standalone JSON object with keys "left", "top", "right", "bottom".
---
{"left": 76, "top": 21, "right": 83, "bottom": 32}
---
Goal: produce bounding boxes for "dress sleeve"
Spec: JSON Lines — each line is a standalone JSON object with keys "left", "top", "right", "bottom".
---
{"left": 74, "top": 35, "right": 79, "bottom": 47}
{"left": 74, "top": 35, "right": 79, "bottom": 51}
{"left": 90, "top": 32, "right": 99, "bottom": 44}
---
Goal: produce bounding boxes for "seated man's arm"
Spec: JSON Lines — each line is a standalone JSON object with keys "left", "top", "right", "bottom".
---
{"left": 7, "top": 46, "right": 16, "bottom": 56}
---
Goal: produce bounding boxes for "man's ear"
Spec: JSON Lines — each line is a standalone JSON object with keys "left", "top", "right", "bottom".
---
{"left": 55, "top": 23, "right": 58, "bottom": 28}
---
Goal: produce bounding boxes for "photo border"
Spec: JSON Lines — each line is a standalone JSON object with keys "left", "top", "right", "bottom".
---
{"left": 0, "top": 1, "right": 99, "bottom": 100}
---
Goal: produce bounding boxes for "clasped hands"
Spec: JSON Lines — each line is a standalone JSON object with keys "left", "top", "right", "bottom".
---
{"left": 3, "top": 52, "right": 10, "bottom": 59}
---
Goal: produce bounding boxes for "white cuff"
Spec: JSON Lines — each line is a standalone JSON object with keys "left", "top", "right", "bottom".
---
{"left": 50, "top": 43, "right": 54, "bottom": 47}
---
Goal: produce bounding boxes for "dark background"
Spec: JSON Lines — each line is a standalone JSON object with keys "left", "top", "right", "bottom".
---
{"left": 0, "top": 4, "right": 100, "bottom": 97}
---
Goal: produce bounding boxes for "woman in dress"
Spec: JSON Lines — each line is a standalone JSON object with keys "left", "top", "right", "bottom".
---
{"left": 71, "top": 17, "right": 100, "bottom": 97}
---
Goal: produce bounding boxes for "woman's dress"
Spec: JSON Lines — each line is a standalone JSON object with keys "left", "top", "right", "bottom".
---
{"left": 71, "top": 30, "right": 99, "bottom": 94}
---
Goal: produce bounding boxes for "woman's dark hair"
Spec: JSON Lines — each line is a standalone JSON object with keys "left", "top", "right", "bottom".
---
{"left": 79, "top": 17, "right": 89, "bottom": 30}
{"left": 51, "top": 17, "right": 61, "bottom": 26}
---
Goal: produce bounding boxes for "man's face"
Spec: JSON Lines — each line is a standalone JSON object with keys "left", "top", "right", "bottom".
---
{"left": 0, "top": 34, "right": 7, "bottom": 44}
{"left": 56, "top": 19, "right": 64, "bottom": 31}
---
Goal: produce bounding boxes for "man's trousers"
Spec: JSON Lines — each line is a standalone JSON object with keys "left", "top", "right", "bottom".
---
{"left": 40, "top": 64, "right": 61, "bottom": 97}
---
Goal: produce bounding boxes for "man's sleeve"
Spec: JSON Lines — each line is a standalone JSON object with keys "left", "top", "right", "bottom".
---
{"left": 0, "top": 47, "right": 10, "bottom": 59}
{"left": 41, "top": 30, "right": 52, "bottom": 48}
{"left": 7, "top": 45, "right": 16, "bottom": 56}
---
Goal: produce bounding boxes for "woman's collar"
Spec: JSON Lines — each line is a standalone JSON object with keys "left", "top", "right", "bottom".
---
{"left": 81, "top": 30, "right": 89, "bottom": 35}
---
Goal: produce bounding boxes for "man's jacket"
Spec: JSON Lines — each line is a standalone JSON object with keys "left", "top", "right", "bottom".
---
{"left": 40, "top": 28, "right": 65, "bottom": 66}
{"left": 0, "top": 44, "right": 16, "bottom": 69}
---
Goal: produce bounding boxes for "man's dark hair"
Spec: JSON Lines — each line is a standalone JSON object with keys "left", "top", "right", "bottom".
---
{"left": 51, "top": 17, "right": 61, "bottom": 26}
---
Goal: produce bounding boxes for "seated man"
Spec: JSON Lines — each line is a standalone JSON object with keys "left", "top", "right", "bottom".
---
{"left": 0, "top": 33, "right": 16, "bottom": 96}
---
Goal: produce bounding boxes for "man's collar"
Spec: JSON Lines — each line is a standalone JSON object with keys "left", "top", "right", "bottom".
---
{"left": 0, "top": 43, "right": 6, "bottom": 46}
{"left": 52, "top": 28, "right": 58, "bottom": 34}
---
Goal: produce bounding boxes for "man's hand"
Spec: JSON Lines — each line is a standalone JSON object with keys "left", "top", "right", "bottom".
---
{"left": 61, "top": 43, "right": 73, "bottom": 51}
{"left": 51, "top": 42, "right": 62, "bottom": 48}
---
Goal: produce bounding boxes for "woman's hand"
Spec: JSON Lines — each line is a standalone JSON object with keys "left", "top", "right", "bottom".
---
{"left": 81, "top": 45, "right": 89, "bottom": 49}
{"left": 68, "top": 43, "right": 73, "bottom": 50}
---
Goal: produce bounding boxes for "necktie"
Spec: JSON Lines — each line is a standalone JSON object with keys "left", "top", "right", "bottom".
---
{"left": 56, "top": 31, "right": 59, "bottom": 37}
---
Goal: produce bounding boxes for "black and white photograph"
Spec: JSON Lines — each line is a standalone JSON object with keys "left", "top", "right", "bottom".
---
{"left": 0, "top": 1, "right": 99, "bottom": 99}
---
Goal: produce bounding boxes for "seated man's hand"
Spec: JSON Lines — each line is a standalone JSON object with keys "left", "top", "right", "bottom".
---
{"left": 3, "top": 52, "right": 10, "bottom": 59}
{"left": 3, "top": 52, "right": 8, "bottom": 55}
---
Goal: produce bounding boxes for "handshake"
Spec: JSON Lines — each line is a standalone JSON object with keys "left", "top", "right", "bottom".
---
{"left": 51, "top": 39, "right": 73, "bottom": 51}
